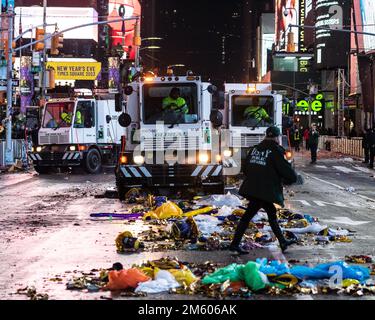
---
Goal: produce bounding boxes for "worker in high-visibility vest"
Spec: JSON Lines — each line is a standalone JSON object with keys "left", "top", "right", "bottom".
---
{"left": 60, "top": 107, "right": 73, "bottom": 125}
{"left": 74, "top": 110, "right": 83, "bottom": 127}
{"left": 162, "top": 87, "right": 188, "bottom": 114}
{"left": 243, "top": 97, "right": 271, "bottom": 125}
{"left": 293, "top": 128, "right": 301, "bottom": 152}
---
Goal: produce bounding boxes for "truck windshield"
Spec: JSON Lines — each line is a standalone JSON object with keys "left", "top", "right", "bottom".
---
{"left": 143, "top": 83, "right": 199, "bottom": 125}
{"left": 42, "top": 102, "right": 75, "bottom": 128}
{"left": 231, "top": 95, "right": 274, "bottom": 127}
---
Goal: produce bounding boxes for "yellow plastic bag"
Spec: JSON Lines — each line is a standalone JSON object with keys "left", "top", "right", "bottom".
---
{"left": 143, "top": 201, "right": 183, "bottom": 220}
{"left": 183, "top": 206, "right": 213, "bottom": 217}
{"left": 169, "top": 268, "right": 197, "bottom": 286}
{"left": 342, "top": 279, "right": 360, "bottom": 288}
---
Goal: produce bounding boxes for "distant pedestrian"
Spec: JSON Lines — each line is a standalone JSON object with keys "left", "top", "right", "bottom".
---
{"left": 368, "top": 127, "right": 375, "bottom": 169}
{"left": 308, "top": 124, "right": 319, "bottom": 164}
{"left": 293, "top": 128, "right": 301, "bottom": 152}
{"left": 303, "top": 128, "right": 310, "bottom": 150}
{"left": 362, "top": 128, "right": 371, "bottom": 164}
{"left": 229, "top": 126, "right": 298, "bottom": 254}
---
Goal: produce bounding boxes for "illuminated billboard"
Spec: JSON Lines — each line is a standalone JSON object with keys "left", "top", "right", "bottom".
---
{"left": 360, "top": 0, "right": 375, "bottom": 53}
{"left": 314, "top": 0, "right": 351, "bottom": 69}
{"left": 275, "top": 0, "right": 300, "bottom": 51}
{"left": 14, "top": 7, "right": 98, "bottom": 41}
{"left": 108, "top": 0, "right": 141, "bottom": 60}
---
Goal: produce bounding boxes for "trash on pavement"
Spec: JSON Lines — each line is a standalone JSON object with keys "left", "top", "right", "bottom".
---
{"left": 345, "top": 255, "right": 373, "bottom": 264}
{"left": 197, "top": 192, "right": 243, "bottom": 207}
{"left": 183, "top": 206, "right": 214, "bottom": 217}
{"left": 134, "top": 270, "right": 181, "bottom": 294}
{"left": 104, "top": 268, "right": 150, "bottom": 291}
{"left": 193, "top": 215, "right": 223, "bottom": 237}
{"left": 345, "top": 187, "right": 356, "bottom": 193}
{"left": 90, "top": 212, "right": 143, "bottom": 220}
{"left": 143, "top": 201, "right": 183, "bottom": 220}
{"left": 171, "top": 217, "right": 199, "bottom": 241}
{"left": 169, "top": 268, "right": 198, "bottom": 286}
{"left": 215, "top": 205, "right": 233, "bottom": 217}
{"left": 115, "top": 231, "right": 144, "bottom": 253}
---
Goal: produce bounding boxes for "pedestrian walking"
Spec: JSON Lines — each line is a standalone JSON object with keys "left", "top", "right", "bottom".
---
{"left": 308, "top": 124, "right": 319, "bottom": 164}
{"left": 368, "top": 127, "right": 375, "bottom": 169}
{"left": 303, "top": 127, "right": 310, "bottom": 150}
{"left": 362, "top": 128, "right": 371, "bottom": 164}
{"left": 229, "top": 126, "right": 298, "bottom": 254}
{"left": 293, "top": 128, "right": 301, "bottom": 152}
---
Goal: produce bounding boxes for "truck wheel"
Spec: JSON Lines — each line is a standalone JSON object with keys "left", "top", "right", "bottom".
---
{"left": 34, "top": 166, "right": 50, "bottom": 174}
{"left": 116, "top": 177, "right": 128, "bottom": 201}
{"left": 204, "top": 183, "right": 225, "bottom": 195}
{"left": 84, "top": 149, "right": 102, "bottom": 174}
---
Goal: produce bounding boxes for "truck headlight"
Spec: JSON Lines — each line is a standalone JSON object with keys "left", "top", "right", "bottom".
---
{"left": 223, "top": 149, "right": 232, "bottom": 158}
{"left": 134, "top": 155, "right": 145, "bottom": 165}
{"left": 36, "top": 146, "right": 42, "bottom": 152}
{"left": 198, "top": 153, "right": 209, "bottom": 164}
{"left": 120, "top": 155, "right": 128, "bottom": 164}
{"left": 69, "top": 145, "right": 76, "bottom": 151}
{"left": 215, "top": 154, "right": 222, "bottom": 162}
{"left": 285, "top": 151, "right": 293, "bottom": 160}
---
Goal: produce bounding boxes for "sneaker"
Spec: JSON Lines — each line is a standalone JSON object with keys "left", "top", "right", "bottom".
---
{"left": 279, "top": 239, "right": 297, "bottom": 253}
{"left": 229, "top": 245, "right": 250, "bottom": 255}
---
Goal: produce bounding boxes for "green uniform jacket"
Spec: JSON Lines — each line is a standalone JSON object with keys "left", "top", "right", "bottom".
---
{"left": 244, "top": 106, "right": 270, "bottom": 121}
{"left": 162, "top": 96, "right": 188, "bottom": 114}
{"left": 239, "top": 139, "right": 298, "bottom": 206}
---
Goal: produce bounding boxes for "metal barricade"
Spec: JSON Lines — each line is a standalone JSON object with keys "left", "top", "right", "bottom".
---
{"left": 0, "top": 139, "right": 29, "bottom": 167}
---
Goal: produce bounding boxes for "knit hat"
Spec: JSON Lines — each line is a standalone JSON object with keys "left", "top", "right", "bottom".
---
{"left": 266, "top": 126, "right": 281, "bottom": 138}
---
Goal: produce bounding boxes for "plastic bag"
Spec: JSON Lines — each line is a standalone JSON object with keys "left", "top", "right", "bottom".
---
{"left": 105, "top": 268, "right": 150, "bottom": 291}
{"left": 215, "top": 205, "right": 233, "bottom": 217}
{"left": 135, "top": 270, "right": 180, "bottom": 293}
{"left": 197, "top": 192, "right": 243, "bottom": 208}
{"left": 241, "top": 261, "right": 267, "bottom": 291}
{"left": 194, "top": 215, "right": 223, "bottom": 237}
{"left": 183, "top": 206, "right": 213, "bottom": 217}
{"left": 143, "top": 201, "right": 183, "bottom": 220}
{"left": 169, "top": 268, "right": 197, "bottom": 286}
{"left": 264, "top": 222, "right": 327, "bottom": 235}
{"left": 202, "top": 264, "right": 244, "bottom": 284}
{"left": 290, "top": 261, "right": 371, "bottom": 282}
{"left": 256, "top": 258, "right": 290, "bottom": 276}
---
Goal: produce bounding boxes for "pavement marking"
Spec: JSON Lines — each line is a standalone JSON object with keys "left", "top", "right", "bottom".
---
{"left": 332, "top": 166, "right": 359, "bottom": 173}
{"left": 300, "top": 173, "right": 375, "bottom": 204}
{"left": 352, "top": 166, "right": 372, "bottom": 173}
{"left": 315, "top": 165, "right": 328, "bottom": 169}
{"left": 321, "top": 217, "right": 372, "bottom": 226}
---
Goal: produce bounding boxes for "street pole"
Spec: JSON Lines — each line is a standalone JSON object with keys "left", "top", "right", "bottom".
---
{"left": 41, "top": 0, "right": 47, "bottom": 100}
{"left": 5, "top": 5, "right": 14, "bottom": 165}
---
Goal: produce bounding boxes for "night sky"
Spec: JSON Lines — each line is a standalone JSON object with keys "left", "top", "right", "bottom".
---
{"left": 140, "top": 0, "right": 246, "bottom": 86}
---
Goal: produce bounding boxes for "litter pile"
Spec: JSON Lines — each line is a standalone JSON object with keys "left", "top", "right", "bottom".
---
{"left": 94, "top": 189, "right": 355, "bottom": 253}
{"left": 64, "top": 257, "right": 375, "bottom": 298}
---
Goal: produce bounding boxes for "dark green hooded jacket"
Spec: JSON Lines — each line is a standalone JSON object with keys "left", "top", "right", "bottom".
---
{"left": 239, "top": 139, "right": 298, "bottom": 206}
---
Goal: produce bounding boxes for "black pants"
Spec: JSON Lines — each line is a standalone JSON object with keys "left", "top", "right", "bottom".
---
{"left": 294, "top": 141, "right": 301, "bottom": 152}
{"left": 363, "top": 147, "right": 369, "bottom": 163}
{"left": 370, "top": 147, "right": 375, "bottom": 168}
{"left": 231, "top": 197, "right": 286, "bottom": 248}
{"left": 310, "top": 144, "right": 318, "bottom": 163}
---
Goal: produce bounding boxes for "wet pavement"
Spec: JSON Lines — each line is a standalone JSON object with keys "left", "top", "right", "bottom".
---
{"left": 0, "top": 153, "right": 375, "bottom": 300}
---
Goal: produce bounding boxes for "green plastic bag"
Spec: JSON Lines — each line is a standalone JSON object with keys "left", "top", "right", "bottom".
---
{"left": 202, "top": 264, "right": 244, "bottom": 285}
{"left": 241, "top": 261, "right": 267, "bottom": 291}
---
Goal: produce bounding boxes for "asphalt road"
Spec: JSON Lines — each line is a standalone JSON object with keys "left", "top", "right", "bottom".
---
{"left": 0, "top": 152, "right": 374, "bottom": 300}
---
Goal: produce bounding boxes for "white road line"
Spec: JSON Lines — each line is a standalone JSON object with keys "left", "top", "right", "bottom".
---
{"left": 352, "top": 166, "right": 372, "bottom": 173}
{"left": 315, "top": 165, "right": 328, "bottom": 169}
{"left": 332, "top": 166, "right": 359, "bottom": 173}
{"left": 303, "top": 173, "right": 375, "bottom": 203}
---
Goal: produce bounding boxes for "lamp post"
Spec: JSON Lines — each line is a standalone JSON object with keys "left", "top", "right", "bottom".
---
{"left": 283, "top": 7, "right": 298, "bottom": 52}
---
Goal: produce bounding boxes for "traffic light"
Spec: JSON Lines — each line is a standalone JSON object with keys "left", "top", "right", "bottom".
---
{"left": 50, "top": 32, "right": 63, "bottom": 55}
{"left": 3, "top": 39, "right": 16, "bottom": 63}
{"left": 133, "top": 22, "right": 141, "bottom": 46}
{"left": 35, "top": 28, "right": 45, "bottom": 51}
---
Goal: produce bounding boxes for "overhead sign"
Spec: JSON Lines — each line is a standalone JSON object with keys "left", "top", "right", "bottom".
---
{"left": 315, "top": 0, "right": 351, "bottom": 69}
{"left": 45, "top": 61, "right": 101, "bottom": 80}
{"left": 360, "top": 0, "right": 375, "bottom": 53}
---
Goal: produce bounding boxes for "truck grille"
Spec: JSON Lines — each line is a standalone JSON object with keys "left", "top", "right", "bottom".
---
{"left": 39, "top": 134, "right": 70, "bottom": 145}
{"left": 232, "top": 134, "right": 264, "bottom": 148}
{"left": 143, "top": 136, "right": 200, "bottom": 151}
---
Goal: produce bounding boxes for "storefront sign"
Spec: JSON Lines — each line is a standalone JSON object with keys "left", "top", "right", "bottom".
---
{"left": 45, "top": 62, "right": 101, "bottom": 80}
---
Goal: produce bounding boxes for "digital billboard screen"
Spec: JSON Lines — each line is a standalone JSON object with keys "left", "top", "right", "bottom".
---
{"left": 315, "top": 0, "right": 351, "bottom": 69}
{"left": 360, "top": 0, "right": 375, "bottom": 53}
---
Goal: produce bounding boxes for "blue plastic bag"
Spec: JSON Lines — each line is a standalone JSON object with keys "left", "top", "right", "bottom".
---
{"left": 290, "top": 261, "right": 370, "bottom": 282}
{"left": 256, "top": 258, "right": 290, "bottom": 276}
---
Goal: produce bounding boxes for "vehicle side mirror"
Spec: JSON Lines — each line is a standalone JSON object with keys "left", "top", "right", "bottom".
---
{"left": 207, "top": 85, "right": 217, "bottom": 94}
{"left": 119, "top": 113, "right": 132, "bottom": 128}
{"left": 106, "top": 115, "right": 112, "bottom": 124}
{"left": 115, "top": 93, "right": 123, "bottom": 112}
{"left": 124, "top": 86, "right": 133, "bottom": 95}
{"left": 210, "top": 110, "right": 223, "bottom": 127}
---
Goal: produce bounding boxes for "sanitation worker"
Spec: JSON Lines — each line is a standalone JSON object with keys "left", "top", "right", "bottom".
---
{"left": 229, "top": 126, "right": 298, "bottom": 254}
